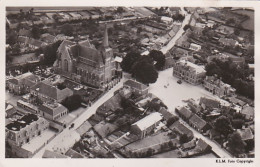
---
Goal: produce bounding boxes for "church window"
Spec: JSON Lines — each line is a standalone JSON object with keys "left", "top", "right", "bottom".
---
{"left": 64, "top": 59, "right": 69, "bottom": 72}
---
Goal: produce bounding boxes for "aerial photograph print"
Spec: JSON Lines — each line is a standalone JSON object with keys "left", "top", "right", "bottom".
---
{"left": 5, "top": 6, "right": 255, "bottom": 159}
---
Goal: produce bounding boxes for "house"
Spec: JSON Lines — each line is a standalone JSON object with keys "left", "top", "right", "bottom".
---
{"left": 38, "top": 102, "right": 68, "bottom": 121}
{"left": 189, "top": 43, "right": 201, "bottom": 51}
{"left": 41, "top": 33, "right": 56, "bottom": 44}
{"left": 54, "top": 25, "right": 116, "bottom": 87}
{"left": 6, "top": 113, "right": 49, "bottom": 147}
{"left": 161, "top": 16, "right": 173, "bottom": 25}
{"left": 199, "top": 97, "right": 220, "bottom": 110}
{"left": 18, "top": 29, "right": 32, "bottom": 38}
{"left": 164, "top": 51, "right": 175, "bottom": 69}
{"left": 123, "top": 79, "right": 148, "bottom": 96}
{"left": 189, "top": 114, "right": 209, "bottom": 133}
{"left": 131, "top": 112, "right": 163, "bottom": 139}
{"left": 30, "top": 81, "right": 73, "bottom": 103}
{"left": 158, "top": 107, "right": 174, "bottom": 122}
{"left": 195, "top": 138, "right": 212, "bottom": 152}
{"left": 219, "top": 38, "right": 239, "bottom": 47}
{"left": 182, "top": 140, "right": 196, "bottom": 151}
{"left": 173, "top": 60, "right": 206, "bottom": 85}
{"left": 176, "top": 106, "right": 193, "bottom": 121}
{"left": 241, "top": 106, "right": 254, "bottom": 120}
{"left": 65, "top": 148, "right": 84, "bottom": 158}
{"left": 27, "top": 38, "right": 47, "bottom": 49}
{"left": 5, "top": 103, "right": 17, "bottom": 118}
{"left": 186, "top": 98, "right": 202, "bottom": 113}
{"left": 169, "top": 121, "right": 194, "bottom": 140}
{"left": 7, "top": 72, "right": 40, "bottom": 95}
{"left": 203, "top": 76, "right": 236, "bottom": 97}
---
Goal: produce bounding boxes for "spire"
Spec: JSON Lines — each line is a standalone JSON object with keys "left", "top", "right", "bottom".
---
{"left": 103, "top": 24, "right": 109, "bottom": 48}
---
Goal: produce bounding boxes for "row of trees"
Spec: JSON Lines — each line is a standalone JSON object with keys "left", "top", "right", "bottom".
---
{"left": 121, "top": 50, "right": 165, "bottom": 84}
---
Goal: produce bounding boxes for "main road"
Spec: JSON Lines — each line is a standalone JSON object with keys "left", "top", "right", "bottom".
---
{"left": 33, "top": 79, "right": 124, "bottom": 158}
{"left": 160, "top": 7, "right": 191, "bottom": 54}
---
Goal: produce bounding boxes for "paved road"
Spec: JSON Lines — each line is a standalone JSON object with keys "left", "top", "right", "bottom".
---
{"left": 33, "top": 80, "right": 124, "bottom": 158}
{"left": 160, "top": 7, "right": 191, "bottom": 54}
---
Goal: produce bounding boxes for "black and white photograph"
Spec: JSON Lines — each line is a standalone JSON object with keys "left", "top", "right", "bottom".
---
{"left": 3, "top": 2, "right": 256, "bottom": 163}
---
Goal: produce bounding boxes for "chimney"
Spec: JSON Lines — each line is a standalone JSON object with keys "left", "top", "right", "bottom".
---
{"left": 103, "top": 24, "right": 109, "bottom": 48}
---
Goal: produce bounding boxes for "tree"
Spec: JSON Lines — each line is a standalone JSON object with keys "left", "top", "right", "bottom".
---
{"left": 226, "top": 18, "right": 235, "bottom": 25}
{"left": 228, "top": 132, "right": 246, "bottom": 155}
{"left": 121, "top": 51, "right": 141, "bottom": 73}
{"left": 61, "top": 23, "right": 74, "bottom": 36}
{"left": 232, "top": 119, "right": 244, "bottom": 129}
{"left": 214, "top": 116, "right": 233, "bottom": 137}
{"left": 179, "top": 134, "right": 189, "bottom": 144}
{"left": 131, "top": 58, "right": 158, "bottom": 84}
{"left": 183, "top": 25, "right": 191, "bottom": 31}
{"left": 62, "top": 94, "right": 82, "bottom": 111}
{"left": 6, "top": 31, "right": 17, "bottom": 45}
{"left": 149, "top": 50, "right": 165, "bottom": 70}
{"left": 41, "top": 40, "right": 62, "bottom": 65}
{"left": 116, "top": 7, "right": 124, "bottom": 14}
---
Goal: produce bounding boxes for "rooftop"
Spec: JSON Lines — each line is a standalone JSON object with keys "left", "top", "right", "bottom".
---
{"left": 124, "top": 79, "right": 148, "bottom": 91}
{"left": 189, "top": 114, "right": 207, "bottom": 130}
{"left": 177, "top": 60, "right": 206, "bottom": 74}
{"left": 6, "top": 113, "right": 39, "bottom": 131}
{"left": 132, "top": 112, "right": 163, "bottom": 131}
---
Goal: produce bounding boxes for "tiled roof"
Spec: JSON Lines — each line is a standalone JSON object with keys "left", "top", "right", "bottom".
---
{"left": 124, "top": 79, "right": 148, "bottom": 91}
{"left": 41, "top": 33, "right": 56, "bottom": 44}
{"left": 200, "top": 97, "right": 220, "bottom": 109}
{"left": 158, "top": 107, "right": 174, "bottom": 120}
{"left": 189, "top": 114, "right": 207, "bottom": 130}
{"left": 65, "top": 149, "right": 84, "bottom": 158}
{"left": 178, "top": 106, "right": 193, "bottom": 119}
{"left": 196, "top": 138, "right": 211, "bottom": 152}
{"left": 170, "top": 121, "right": 193, "bottom": 138}
{"left": 18, "top": 29, "right": 32, "bottom": 37}
{"left": 76, "top": 121, "right": 92, "bottom": 136}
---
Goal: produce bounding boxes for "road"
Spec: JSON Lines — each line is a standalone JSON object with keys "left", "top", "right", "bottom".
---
{"left": 160, "top": 7, "right": 191, "bottom": 54}
{"left": 33, "top": 79, "right": 124, "bottom": 158}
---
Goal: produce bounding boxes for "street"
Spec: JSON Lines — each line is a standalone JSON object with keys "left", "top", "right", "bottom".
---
{"left": 32, "top": 79, "right": 124, "bottom": 158}
{"left": 160, "top": 7, "right": 191, "bottom": 54}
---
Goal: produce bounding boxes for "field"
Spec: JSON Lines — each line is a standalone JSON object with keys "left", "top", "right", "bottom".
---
{"left": 232, "top": 9, "right": 254, "bottom": 31}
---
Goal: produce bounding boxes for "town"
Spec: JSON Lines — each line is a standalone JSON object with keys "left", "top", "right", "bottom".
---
{"left": 5, "top": 7, "right": 254, "bottom": 159}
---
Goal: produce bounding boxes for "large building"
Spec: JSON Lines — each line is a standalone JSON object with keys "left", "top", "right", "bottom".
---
{"left": 54, "top": 25, "right": 116, "bottom": 87}
{"left": 203, "top": 76, "right": 236, "bottom": 98}
{"left": 6, "top": 72, "right": 40, "bottom": 95}
{"left": 6, "top": 113, "right": 49, "bottom": 147}
{"left": 123, "top": 79, "right": 149, "bottom": 97}
{"left": 173, "top": 60, "right": 206, "bottom": 85}
{"left": 131, "top": 112, "right": 163, "bottom": 139}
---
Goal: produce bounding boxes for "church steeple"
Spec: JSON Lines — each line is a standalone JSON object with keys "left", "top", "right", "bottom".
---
{"left": 103, "top": 24, "right": 109, "bottom": 48}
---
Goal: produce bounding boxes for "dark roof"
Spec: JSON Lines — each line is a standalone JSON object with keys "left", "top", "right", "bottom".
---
{"left": 76, "top": 121, "right": 92, "bottom": 136}
{"left": 228, "top": 96, "right": 246, "bottom": 106}
{"left": 39, "top": 103, "right": 67, "bottom": 116}
{"left": 41, "top": 33, "right": 56, "bottom": 43}
{"left": 178, "top": 106, "right": 193, "bottom": 119}
{"left": 196, "top": 139, "right": 211, "bottom": 152}
{"left": 43, "top": 150, "right": 68, "bottom": 158}
{"left": 124, "top": 79, "right": 148, "bottom": 91}
{"left": 200, "top": 97, "right": 220, "bottom": 109}
{"left": 94, "top": 122, "right": 118, "bottom": 138}
{"left": 189, "top": 114, "right": 207, "bottom": 130}
{"left": 170, "top": 121, "right": 193, "bottom": 138}
{"left": 158, "top": 107, "right": 174, "bottom": 120}
{"left": 6, "top": 113, "right": 39, "bottom": 131}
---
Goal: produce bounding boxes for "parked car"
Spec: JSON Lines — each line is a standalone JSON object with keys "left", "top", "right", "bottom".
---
{"left": 177, "top": 80, "right": 182, "bottom": 84}
{"left": 69, "top": 123, "right": 75, "bottom": 129}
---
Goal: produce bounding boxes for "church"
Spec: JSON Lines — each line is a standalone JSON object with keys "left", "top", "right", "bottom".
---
{"left": 54, "top": 25, "right": 116, "bottom": 87}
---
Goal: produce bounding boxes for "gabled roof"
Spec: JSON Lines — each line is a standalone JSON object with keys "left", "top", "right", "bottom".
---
{"left": 65, "top": 149, "right": 84, "bottom": 158}
{"left": 158, "top": 107, "right": 174, "bottom": 120}
{"left": 41, "top": 33, "right": 56, "bottom": 44}
{"left": 189, "top": 114, "right": 207, "bottom": 130}
{"left": 124, "top": 79, "right": 148, "bottom": 91}
{"left": 200, "top": 97, "right": 220, "bottom": 109}
{"left": 132, "top": 112, "right": 163, "bottom": 131}
{"left": 178, "top": 106, "right": 193, "bottom": 119}
{"left": 18, "top": 29, "right": 32, "bottom": 37}
{"left": 196, "top": 138, "right": 211, "bottom": 152}
{"left": 7, "top": 72, "right": 39, "bottom": 87}
{"left": 170, "top": 121, "right": 193, "bottom": 138}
